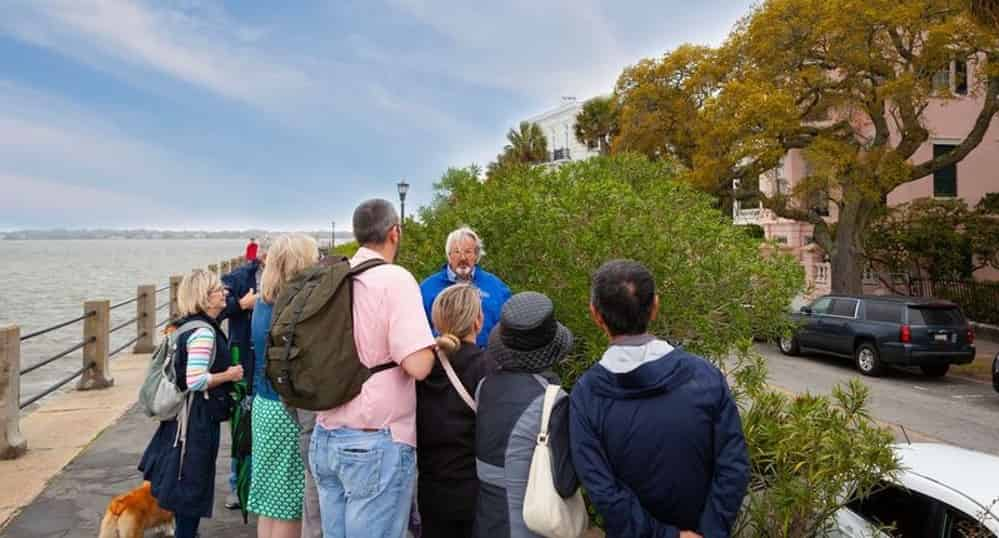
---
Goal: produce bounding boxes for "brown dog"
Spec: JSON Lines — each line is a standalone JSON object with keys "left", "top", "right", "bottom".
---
{"left": 98, "top": 481, "right": 174, "bottom": 538}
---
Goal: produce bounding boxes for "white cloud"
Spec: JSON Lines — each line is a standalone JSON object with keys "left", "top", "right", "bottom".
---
{"left": 0, "top": 81, "right": 232, "bottom": 189}
{"left": 0, "top": 0, "right": 312, "bottom": 109}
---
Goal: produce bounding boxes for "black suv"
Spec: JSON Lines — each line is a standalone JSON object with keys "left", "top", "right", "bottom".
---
{"left": 780, "top": 295, "right": 976, "bottom": 377}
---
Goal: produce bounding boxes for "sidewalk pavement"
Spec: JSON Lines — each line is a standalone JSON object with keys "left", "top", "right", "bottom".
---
{"left": 0, "top": 352, "right": 153, "bottom": 529}
{"left": 0, "top": 404, "right": 254, "bottom": 537}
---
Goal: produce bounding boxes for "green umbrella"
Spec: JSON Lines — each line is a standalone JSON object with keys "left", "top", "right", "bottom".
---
{"left": 229, "top": 345, "right": 252, "bottom": 524}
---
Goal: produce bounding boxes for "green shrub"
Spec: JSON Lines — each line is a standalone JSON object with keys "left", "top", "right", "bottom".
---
{"left": 398, "top": 154, "right": 898, "bottom": 536}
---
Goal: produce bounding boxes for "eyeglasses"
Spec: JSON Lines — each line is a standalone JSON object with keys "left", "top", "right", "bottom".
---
{"left": 449, "top": 249, "right": 478, "bottom": 258}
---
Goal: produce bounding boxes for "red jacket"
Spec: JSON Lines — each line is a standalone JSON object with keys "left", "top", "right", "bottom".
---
{"left": 245, "top": 242, "right": 258, "bottom": 261}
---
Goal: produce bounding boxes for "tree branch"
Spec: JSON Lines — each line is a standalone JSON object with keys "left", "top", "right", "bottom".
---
{"left": 907, "top": 54, "right": 999, "bottom": 183}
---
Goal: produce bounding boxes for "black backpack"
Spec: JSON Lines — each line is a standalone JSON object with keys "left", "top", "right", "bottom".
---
{"left": 265, "top": 256, "right": 397, "bottom": 410}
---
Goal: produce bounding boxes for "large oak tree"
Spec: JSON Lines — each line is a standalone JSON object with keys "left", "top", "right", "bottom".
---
{"left": 613, "top": 0, "right": 999, "bottom": 294}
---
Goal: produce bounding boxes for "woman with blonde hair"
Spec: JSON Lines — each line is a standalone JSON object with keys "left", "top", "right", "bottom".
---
{"left": 139, "top": 269, "right": 245, "bottom": 538}
{"left": 248, "top": 233, "right": 319, "bottom": 538}
{"left": 416, "top": 283, "right": 497, "bottom": 537}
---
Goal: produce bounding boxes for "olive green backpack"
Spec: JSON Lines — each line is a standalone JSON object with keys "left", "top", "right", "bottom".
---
{"left": 265, "top": 256, "right": 397, "bottom": 411}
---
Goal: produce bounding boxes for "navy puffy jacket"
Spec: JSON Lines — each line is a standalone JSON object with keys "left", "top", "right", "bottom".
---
{"left": 569, "top": 348, "right": 749, "bottom": 537}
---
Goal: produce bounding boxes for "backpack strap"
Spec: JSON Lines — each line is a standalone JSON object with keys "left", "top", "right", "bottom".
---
{"left": 348, "top": 258, "right": 386, "bottom": 276}
{"left": 173, "top": 321, "right": 217, "bottom": 365}
{"left": 346, "top": 257, "right": 397, "bottom": 375}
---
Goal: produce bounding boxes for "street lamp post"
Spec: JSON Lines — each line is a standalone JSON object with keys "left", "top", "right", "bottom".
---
{"left": 330, "top": 220, "right": 335, "bottom": 251}
{"left": 397, "top": 179, "right": 410, "bottom": 228}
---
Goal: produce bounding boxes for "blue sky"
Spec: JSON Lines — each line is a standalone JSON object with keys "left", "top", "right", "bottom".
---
{"left": 1, "top": 0, "right": 754, "bottom": 231}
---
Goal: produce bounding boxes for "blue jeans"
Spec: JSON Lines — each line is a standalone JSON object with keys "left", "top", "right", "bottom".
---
{"left": 309, "top": 427, "right": 416, "bottom": 538}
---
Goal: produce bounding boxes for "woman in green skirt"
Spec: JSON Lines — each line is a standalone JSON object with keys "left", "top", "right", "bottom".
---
{"left": 249, "top": 233, "right": 318, "bottom": 538}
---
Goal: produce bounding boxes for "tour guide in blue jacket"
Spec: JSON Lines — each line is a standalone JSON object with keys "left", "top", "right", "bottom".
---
{"left": 571, "top": 260, "right": 749, "bottom": 537}
{"left": 420, "top": 227, "right": 511, "bottom": 348}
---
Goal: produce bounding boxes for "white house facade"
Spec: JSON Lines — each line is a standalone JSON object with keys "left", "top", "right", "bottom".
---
{"left": 523, "top": 98, "right": 602, "bottom": 165}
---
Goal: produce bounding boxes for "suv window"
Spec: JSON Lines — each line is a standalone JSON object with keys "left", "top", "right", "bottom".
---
{"left": 811, "top": 297, "right": 833, "bottom": 315}
{"left": 866, "top": 302, "right": 904, "bottom": 324}
{"left": 908, "top": 306, "right": 965, "bottom": 326}
{"left": 830, "top": 298, "right": 859, "bottom": 318}
{"left": 847, "top": 482, "right": 939, "bottom": 536}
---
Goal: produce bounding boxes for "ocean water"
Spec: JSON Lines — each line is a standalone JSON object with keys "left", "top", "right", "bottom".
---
{"left": 0, "top": 239, "right": 247, "bottom": 407}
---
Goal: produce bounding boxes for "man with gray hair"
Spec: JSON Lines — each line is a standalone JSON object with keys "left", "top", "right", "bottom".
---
{"left": 420, "top": 226, "right": 512, "bottom": 348}
{"left": 312, "top": 199, "right": 437, "bottom": 538}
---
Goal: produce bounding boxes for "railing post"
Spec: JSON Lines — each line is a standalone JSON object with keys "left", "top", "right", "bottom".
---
{"left": 220, "top": 260, "right": 231, "bottom": 275}
{"left": 169, "top": 275, "right": 183, "bottom": 320}
{"left": 0, "top": 325, "right": 27, "bottom": 459}
{"left": 78, "top": 300, "right": 112, "bottom": 390}
{"left": 134, "top": 285, "right": 156, "bottom": 354}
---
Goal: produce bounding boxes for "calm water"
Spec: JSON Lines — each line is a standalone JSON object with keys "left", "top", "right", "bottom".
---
{"left": 0, "top": 239, "right": 247, "bottom": 407}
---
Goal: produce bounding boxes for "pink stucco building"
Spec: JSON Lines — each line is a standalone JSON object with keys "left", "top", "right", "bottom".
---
{"left": 736, "top": 60, "right": 999, "bottom": 297}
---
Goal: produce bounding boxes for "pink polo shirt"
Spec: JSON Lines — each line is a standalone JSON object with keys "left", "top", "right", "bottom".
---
{"left": 315, "top": 247, "right": 435, "bottom": 447}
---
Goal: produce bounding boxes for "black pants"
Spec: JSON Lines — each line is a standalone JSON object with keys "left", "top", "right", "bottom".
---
{"left": 174, "top": 514, "right": 201, "bottom": 538}
{"left": 421, "top": 515, "right": 473, "bottom": 538}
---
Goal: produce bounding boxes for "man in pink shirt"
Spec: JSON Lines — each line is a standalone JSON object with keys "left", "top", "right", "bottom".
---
{"left": 311, "top": 199, "right": 436, "bottom": 538}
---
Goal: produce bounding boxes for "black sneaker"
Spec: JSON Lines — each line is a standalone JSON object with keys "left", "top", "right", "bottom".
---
{"left": 224, "top": 494, "right": 241, "bottom": 510}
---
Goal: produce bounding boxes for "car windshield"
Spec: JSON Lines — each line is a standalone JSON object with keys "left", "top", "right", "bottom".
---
{"left": 907, "top": 306, "right": 965, "bottom": 326}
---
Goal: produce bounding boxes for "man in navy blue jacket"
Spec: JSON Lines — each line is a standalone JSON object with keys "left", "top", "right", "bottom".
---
{"left": 570, "top": 260, "right": 749, "bottom": 538}
{"left": 218, "top": 248, "right": 261, "bottom": 510}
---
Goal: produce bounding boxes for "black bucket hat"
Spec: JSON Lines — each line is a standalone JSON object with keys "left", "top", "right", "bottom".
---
{"left": 487, "top": 291, "right": 573, "bottom": 373}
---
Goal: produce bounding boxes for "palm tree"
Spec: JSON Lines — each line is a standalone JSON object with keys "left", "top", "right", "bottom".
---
{"left": 574, "top": 96, "right": 618, "bottom": 155}
{"left": 504, "top": 121, "right": 549, "bottom": 164}
{"left": 969, "top": 0, "right": 999, "bottom": 28}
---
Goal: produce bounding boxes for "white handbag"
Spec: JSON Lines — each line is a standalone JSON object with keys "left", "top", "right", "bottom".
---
{"left": 523, "top": 384, "right": 588, "bottom": 538}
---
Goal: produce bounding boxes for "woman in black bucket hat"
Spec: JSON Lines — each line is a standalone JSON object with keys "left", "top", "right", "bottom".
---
{"left": 472, "top": 292, "right": 580, "bottom": 538}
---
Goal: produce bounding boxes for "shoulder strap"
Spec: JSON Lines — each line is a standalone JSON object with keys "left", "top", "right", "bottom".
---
{"left": 348, "top": 257, "right": 395, "bottom": 375}
{"left": 537, "top": 385, "right": 560, "bottom": 444}
{"left": 348, "top": 258, "right": 386, "bottom": 276}
{"left": 170, "top": 321, "right": 217, "bottom": 367}
{"left": 436, "top": 349, "right": 477, "bottom": 413}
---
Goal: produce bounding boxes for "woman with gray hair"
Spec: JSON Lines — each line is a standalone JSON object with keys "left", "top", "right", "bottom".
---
{"left": 420, "top": 226, "right": 512, "bottom": 348}
{"left": 139, "top": 269, "right": 245, "bottom": 538}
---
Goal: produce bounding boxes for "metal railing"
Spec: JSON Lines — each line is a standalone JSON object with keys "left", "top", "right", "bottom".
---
{"left": 14, "top": 286, "right": 168, "bottom": 410}
{"left": 2, "top": 256, "right": 248, "bottom": 459}
{"left": 898, "top": 277, "right": 999, "bottom": 326}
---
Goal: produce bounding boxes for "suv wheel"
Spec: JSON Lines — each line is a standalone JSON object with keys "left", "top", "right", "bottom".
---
{"left": 779, "top": 335, "right": 800, "bottom": 356}
{"left": 920, "top": 364, "right": 950, "bottom": 378}
{"left": 855, "top": 342, "right": 883, "bottom": 376}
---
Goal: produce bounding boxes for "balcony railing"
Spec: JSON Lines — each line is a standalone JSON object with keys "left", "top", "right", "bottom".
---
{"left": 551, "top": 148, "right": 571, "bottom": 162}
{"left": 814, "top": 263, "right": 831, "bottom": 284}
{"left": 733, "top": 208, "right": 763, "bottom": 225}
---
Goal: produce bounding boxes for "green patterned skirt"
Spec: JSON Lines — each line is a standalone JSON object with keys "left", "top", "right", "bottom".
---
{"left": 247, "top": 396, "right": 305, "bottom": 520}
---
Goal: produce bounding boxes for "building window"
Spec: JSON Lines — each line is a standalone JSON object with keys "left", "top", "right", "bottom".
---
{"left": 932, "top": 59, "right": 969, "bottom": 95}
{"left": 933, "top": 65, "right": 951, "bottom": 93}
{"left": 933, "top": 144, "right": 958, "bottom": 198}
{"left": 955, "top": 59, "right": 968, "bottom": 95}
{"left": 774, "top": 236, "right": 788, "bottom": 244}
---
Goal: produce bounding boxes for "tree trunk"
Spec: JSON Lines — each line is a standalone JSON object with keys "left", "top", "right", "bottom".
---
{"left": 829, "top": 199, "right": 874, "bottom": 295}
